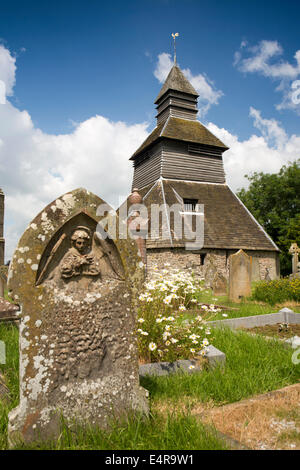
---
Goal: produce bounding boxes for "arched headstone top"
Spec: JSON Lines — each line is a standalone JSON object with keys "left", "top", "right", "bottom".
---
{"left": 8, "top": 187, "right": 144, "bottom": 303}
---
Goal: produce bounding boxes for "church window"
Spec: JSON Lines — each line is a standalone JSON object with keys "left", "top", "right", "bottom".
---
{"left": 183, "top": 198, "right": 198, "bottom": 212}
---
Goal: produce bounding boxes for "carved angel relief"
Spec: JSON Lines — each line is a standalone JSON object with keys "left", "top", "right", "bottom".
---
{"left": 60, "top": 226, "right": 101, "bottom": 279}
{"left": 36, "top": 216, "right": 124, "bottom": 287}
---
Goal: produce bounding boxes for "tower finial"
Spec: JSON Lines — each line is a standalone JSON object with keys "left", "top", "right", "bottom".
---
{"left": 171, "top": 32, "right": 179, "bottom": 65}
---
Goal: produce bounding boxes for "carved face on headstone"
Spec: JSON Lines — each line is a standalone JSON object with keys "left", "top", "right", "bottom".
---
{"left": 71, "top": 227, "right": 91, "bottom": 254}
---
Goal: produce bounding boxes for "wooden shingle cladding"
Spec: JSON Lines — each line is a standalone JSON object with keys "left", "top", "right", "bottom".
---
{"left": 161, "top": 140, "right": 226, "bottom": 184}
{"left": 131, "top": 138, "right": 226, "bottom": 189}
{"left": 156, "top": 90, "right": 198, "bottom": 124}
{"left": 130, "top": 122, "right": 164, "bottom": 161}
{"left": 131, "top": 117, "right": 228, "bottom": 187}
{"left": 132, "top": 143, "right": 162, "bottom": 189}
{"left": 139, "top": 179, "right": 279, "bottom": 252}
{"left": 157, "top": 105, "right": 197, "bottom": 125}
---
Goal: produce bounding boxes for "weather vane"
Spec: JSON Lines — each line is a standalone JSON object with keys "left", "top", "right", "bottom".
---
{"left": 171, "top": 32, "right": 179, "bottom": 65}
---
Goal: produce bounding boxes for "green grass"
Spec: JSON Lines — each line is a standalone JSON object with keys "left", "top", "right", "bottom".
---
{"left": 11, "top": 412, "right": 228, "bottom": 450}
{"left": 0, "top": 323, "right": 19, "bottom": 400}
{"left": 141, "top": 328, "right": 300, "bottom": 406}
{"left": 0, "top": 323, "right": 19, "bottom": 450}
{"left": 191, "top": 286, "right": 300, "bottom": 321}
{"left": 1, "top": 323, "right": 299, "bottom": 450}
{"left": 0, "top": 323, "right": 227, "bottom": 450}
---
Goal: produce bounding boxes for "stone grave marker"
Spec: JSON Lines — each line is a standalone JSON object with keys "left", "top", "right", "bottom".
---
{"left": 204, "top": 254, "right": 217, "bottom": 289}
{"left": 0, "top": 297, "right": 19, "bottom": 322}
{"left": 212, "top": 272, "right": 227, "bottom": 296}
{"left": 289, "top": 243, "right": 300, "bottom": 279}
{"left": 251, "top": 257, "right": 261, "bottom": 282}
{"left": 228, "top": 250, "right": 251, "bottom": 302}
{"left": 7, "top": 188, "right": 149, "bottom": 445}
{"left": 264, "top": 267, "right": 271, "bottom": 281}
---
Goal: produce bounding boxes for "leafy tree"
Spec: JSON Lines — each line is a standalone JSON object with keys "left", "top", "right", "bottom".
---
{"left": 236, "top": 159, "right": 300, "bottom": 276}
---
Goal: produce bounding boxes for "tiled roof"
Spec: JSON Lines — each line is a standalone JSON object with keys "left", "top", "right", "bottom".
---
{"left": 155, "top": 65, "right": 199, "bottom": 103}
{"left": 130, "top": 117, "right": 228, "bottom": 160}
{"left": 139, "top": 180, "right": 279, "bottom": 252}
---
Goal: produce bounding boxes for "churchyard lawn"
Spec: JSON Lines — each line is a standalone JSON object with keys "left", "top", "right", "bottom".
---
{"left": 0, "top": 318, "right": 299, "bottom": 450}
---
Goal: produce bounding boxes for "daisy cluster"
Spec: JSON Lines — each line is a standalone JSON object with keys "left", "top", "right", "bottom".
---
{"left": 136, "top": 265, "right": 218, "bottom": 363}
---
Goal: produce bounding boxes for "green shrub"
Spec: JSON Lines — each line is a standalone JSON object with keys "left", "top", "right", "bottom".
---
{"left": 252, "top": 278, "right": 300, "bottom": 305}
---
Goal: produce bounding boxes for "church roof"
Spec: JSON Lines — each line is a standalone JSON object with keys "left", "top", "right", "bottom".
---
{"left": 130, "top": 117, "right": 228, "bottom": 160}
{"left": 155, "top": 65, "right": 199, "bottom": 103}
{"left": 138, "top": 179, "right": 279, "bottom": 252}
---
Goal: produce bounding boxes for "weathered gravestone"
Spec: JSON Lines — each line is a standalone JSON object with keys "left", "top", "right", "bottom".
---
{"left": 289, "top": 243, "right": 300, "bottom": 279}
{"left": 251, "top": 257, "right": 261, "bottom": 282}
{"left": 0, "top": 265, "right": 8, "bottom": 298}
{"left": 204, "top": 254, "right": 217, "bottom": 289}
{"left": 228, "top": 250, "right": 251, "bottom": 302}
{"left": 0, "top": 297, "right": 19, "bottom": 322}
{"left": 7, "top": 188, "right": 149, "bottom": 444}
{"left": 212, "top": 272, "right": 227, "bottom": 296}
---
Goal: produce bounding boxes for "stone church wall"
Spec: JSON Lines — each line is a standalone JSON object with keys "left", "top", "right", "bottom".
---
{"left": 146, "top": 247, "right": 280, "bottom": 281}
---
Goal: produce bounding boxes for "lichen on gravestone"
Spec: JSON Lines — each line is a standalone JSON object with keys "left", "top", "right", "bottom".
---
{"left": 7, "top": 188, "right": 148, "bottom": 445}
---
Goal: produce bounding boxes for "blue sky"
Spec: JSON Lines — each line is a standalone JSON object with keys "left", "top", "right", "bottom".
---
{"left": 2, "top": 0, "right": 300, "bottom": 136}
{"left": 0, "top": 0, "right": 300, "bottom": 259}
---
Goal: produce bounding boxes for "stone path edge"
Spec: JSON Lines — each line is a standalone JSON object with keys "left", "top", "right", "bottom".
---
{"left": 139, "top": 344, "right": 226, "bottom": 378}
{"left": 207, "top": 308, "right": 300, "bottom": 330}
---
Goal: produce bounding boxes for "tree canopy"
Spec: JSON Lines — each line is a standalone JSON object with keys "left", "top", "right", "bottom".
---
{"left": 236, "top": 159, "right": 300, "bottom": 276}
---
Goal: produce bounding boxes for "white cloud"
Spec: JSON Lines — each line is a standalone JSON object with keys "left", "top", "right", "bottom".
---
{"left": 1, "top": 45, "right": 299, "bottom": 262}
{"left": 154, "top": 52, "right": 173, "bottom": 82}
{"left": 154, "top": 52, "right": 223, "bottom": 117}
{"left": 235, "top": 40, "right": 300, "bottom": 79}
{"left": 206, "top": 108, "right": 300, "bottom": 191}
{"left": 0, "top": 46, "right": 149, "bottom": 261}
{"left": 234, "top": 40, "right": 300, "bottom": 113}
{"left": 0, "top": 44, "right": 16, "bottom": 97}
{"left": 249, "top": 107, "right": 287, "bottom": 148}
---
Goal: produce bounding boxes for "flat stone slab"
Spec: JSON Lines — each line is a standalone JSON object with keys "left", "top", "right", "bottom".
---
{"left": 0, "top": 298, "right": 19, "bottom": 321}
{"left": 139, "top": 344, "right": 226, "bottom": 378}
{"left": 206, "top": 344, "right": 226, "bottom": 368}
{"left": 207, "top": 309, "right": 300, "bottom": 330}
